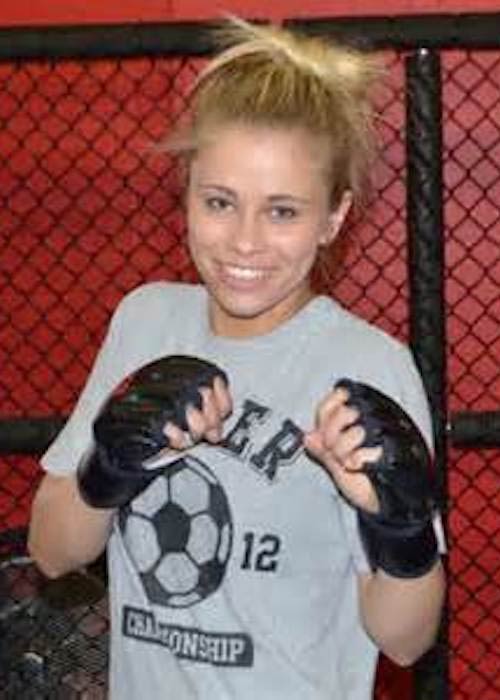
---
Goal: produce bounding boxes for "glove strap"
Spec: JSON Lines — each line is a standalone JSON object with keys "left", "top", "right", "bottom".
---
{"left": 358, "top": 511, "right": 439, "bottom": 578}
{"left": 77, "top": 446, "right": 157, "bottom": 509}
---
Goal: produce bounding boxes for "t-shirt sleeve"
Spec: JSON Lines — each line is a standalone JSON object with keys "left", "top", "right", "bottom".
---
{"left": 40, "top": 281, "right": 203, "bottom": 477}
{"left": 41, "top": 285, "right": 150, "bottom": 476}
{"left": 392, "top": 344, "right": 435, "bottom": 454}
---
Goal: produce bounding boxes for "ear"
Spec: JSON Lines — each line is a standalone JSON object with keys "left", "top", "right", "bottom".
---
{"left": 320, "top": 190, "right": 353, "bottom": 246}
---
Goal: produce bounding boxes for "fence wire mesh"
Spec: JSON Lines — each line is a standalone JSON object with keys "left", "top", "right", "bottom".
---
{"left": 442, "top": 49, "right": 500, "bottom": 700}
{"left": 0, "top": 37, "right": 499, "bottom": 700}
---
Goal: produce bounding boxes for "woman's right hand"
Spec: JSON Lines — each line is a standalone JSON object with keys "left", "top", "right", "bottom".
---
{"left": 163, "top": 374, "right": 233, "bottom": 449}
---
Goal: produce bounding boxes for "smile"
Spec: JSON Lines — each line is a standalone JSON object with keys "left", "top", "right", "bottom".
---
{"left": 222, "top": 264, "right": 268, "bottom": 281}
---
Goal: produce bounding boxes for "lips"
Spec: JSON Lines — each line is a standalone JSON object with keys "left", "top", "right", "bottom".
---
{"left": 216, "top": 261, "right": 273, "bottom": 287}
{"left": 223, "top": 264, "right": 267, "bottom": 280}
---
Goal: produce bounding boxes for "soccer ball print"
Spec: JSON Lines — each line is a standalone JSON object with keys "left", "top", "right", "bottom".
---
{"left": 119, "top": 456, "right": 233, "bottom": 608}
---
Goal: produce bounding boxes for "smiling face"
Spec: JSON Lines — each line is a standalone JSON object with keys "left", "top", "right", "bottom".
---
{"left": 186, "top": 123, "right": 351, "bottom": 338}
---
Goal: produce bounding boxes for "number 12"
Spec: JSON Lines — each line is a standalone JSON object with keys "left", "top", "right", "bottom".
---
{"left": 241, "top": 532, "right": 281, "bottom": 572}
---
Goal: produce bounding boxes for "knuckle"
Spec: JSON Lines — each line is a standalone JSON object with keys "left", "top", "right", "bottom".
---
{"left": 199, "top": 386, "right": 213, "bottom": 406}
{"left": 185, "top": 405, "right": 204, "bottom": 431}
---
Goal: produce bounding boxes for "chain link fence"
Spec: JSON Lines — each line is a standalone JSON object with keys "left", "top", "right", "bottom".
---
{"left": 442, "top": 47, "right": 500, "bottom": 700}
{"left": 1, "top": 16, "right": 499, "bottom": 700}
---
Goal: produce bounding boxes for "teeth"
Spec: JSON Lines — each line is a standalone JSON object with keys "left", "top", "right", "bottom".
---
{"left": 225, "top": 265, "right": 265, "bottom": 280}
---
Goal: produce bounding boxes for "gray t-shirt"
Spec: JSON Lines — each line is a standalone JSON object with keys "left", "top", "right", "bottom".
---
{"left": 42, "top": 282, "right": 434, "bottom": 700}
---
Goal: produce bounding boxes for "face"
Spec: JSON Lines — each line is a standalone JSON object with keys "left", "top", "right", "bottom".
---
{"left": 186, "top": 123, "right": 351, "bottom": 337}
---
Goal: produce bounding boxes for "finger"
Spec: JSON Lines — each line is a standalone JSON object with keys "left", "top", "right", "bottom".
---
{"left": 185, "top": 390, "right": 228, "bottom": 444}
{"left": 303, "top": 429, "right": 324, "bottom": 457}
{"left": 183, "top": 403, "right": 208, "bottom": 442}
{"left": 351, "top": 445, "right": 383, "bottom": 472}
{"left": 197, "top": 387, "right": 225, "bottom": 443}
{"left": 163, "top": 421, "right": 192, "bottom": 449}
{"left": 322, "top": 422, "right": 365, "bottom": 457}
{"left": 164, "top": 398, "right": 208, "bottom": 445}
{"left": 212, "top": 375, "right": 233, "bottom": 419}
{"left": 315, "top": 390, "right": 359, "bottom": 436}
{"left": 308, "top": 404, "right": 361, "bottom": 469}
{"left": 304, "top": 433, "right": 380, "bottom": 513}
{"left": 314, "top": 386, "right": 349, "bottom": 426}
{"left": 199, "top": 387, "right": 221, "bottom": 427}
{"left": 202, "top": 377, "right": 233, "bottom": 443}
{"left": 328, "top": 464, "right": 380, "bottom": 513}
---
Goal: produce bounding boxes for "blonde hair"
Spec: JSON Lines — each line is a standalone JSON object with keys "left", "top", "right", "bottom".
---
{"left": 167, "top": 16, "right": 384, "bottom": 208}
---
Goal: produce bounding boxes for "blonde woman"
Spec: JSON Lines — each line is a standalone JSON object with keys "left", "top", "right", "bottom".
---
{"left": 29, "top": 18, "right": 445, "bottom": 700}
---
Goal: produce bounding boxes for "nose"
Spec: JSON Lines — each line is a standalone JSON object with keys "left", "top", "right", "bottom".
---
{"left": 230, "top": 209, "right": 265, "bottom": 254}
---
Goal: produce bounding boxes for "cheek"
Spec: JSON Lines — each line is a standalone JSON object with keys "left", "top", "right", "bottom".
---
{"left": 283, "top": 230, "right": 322, "bottom": 269}
{"left": 186, "top": 230, "right": 207, "bottom": 274}
{"left": 186, "top": 217, "right": 203, "bottom": 267}
{"left": 186, "top": 217, "right": 226, "bottom": 276}
{"left": 187, "top": 210, "right": 211, "bottom": 253}
{"left": 189, "top": 230, "right": 222, "bottom": 267}
{"left": 187, "top": 204, "right": 224, "bottom": 247}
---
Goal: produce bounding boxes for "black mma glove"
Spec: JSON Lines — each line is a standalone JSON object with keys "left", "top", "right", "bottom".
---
{"left": 335, "top": 378, "right": 439, "bottom": 578}
{"left": 77, "top": 355, "right": 228, "bottom": 509}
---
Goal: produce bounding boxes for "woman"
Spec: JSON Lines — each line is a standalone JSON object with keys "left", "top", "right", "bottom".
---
{"left": 29, "top": 18, "right": 445, "bottom": 700}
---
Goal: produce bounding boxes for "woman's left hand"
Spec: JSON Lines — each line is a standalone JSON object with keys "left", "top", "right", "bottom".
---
{"left": 303, "top": 386, "right": 383, "bottom": 514}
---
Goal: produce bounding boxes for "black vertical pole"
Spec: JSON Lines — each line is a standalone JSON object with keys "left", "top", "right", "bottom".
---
{"left": 406, "top": 49, "right": 449, "bottom": 700}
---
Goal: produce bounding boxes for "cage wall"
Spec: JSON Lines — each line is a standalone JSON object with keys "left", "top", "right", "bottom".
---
{"left": 0, "top": 16, "right": 499, "bottom": 700}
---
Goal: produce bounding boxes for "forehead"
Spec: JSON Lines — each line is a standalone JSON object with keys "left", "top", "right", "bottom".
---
{"left": 189, "top": 122, "right": 331, "bottom": 190}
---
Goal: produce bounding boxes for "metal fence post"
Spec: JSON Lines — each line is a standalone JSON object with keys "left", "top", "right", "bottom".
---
{"left": 406, "top": 48, "right": 449, "bottom": 700}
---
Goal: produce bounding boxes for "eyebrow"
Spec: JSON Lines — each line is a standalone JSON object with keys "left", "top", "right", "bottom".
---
{"left": 268, "top": 194, "right": 311, "bottom": 205}
{"left": 196, "top": 183, "right": 311, "bottom": 205}
{"left": 196, "top": 184, "right": 236, "bottom": 197}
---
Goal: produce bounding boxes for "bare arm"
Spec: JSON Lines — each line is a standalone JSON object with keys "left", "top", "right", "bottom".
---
{"left": 358, "top": 560, "right": 445, "bottom": 665}
{"left": 28, "top": 471, "right": 115, "bottom": 579}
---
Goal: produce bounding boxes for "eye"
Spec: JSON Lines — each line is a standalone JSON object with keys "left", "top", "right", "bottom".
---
{"left": 269, "top": 205, "right": 298, "bottom": 221}
{"left": 204, "top": 195, "right": 234, "bottom": 212}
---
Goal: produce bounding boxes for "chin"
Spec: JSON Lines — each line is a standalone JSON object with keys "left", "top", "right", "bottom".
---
{"left": 221, "top": 301, "right": 269, "bottom": 320}
{"left": 209, "top": 284, "right": 267, "bottom": 316}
